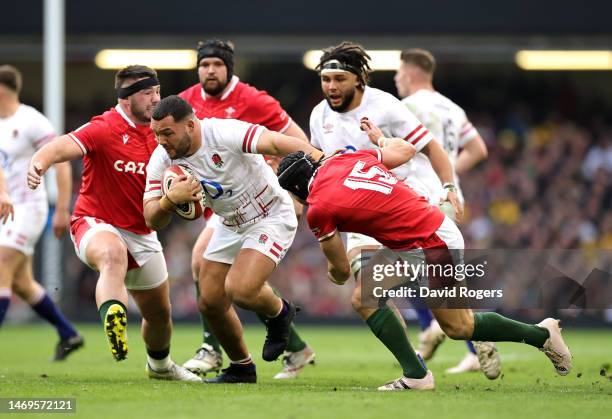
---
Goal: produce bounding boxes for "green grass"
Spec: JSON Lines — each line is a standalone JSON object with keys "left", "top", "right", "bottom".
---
{"left": 0, "top": 324, "right": 610, "bottom": 419}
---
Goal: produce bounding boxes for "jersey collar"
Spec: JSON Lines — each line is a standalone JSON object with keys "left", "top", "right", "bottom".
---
{"left": 115, "top": 104, "right": 136, "bottom": 128}
{"left": 200, "top": 75, "right": 240, "bottom": 102}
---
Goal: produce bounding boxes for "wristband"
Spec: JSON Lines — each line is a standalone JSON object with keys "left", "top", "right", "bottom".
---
{"left": 443, "top": 182, "right": 457, "bottom": 193}
{"left": 377, "top": 137, "right": 387, "bottom": 147}
{"left": 159, "top": 195, "right": 177, "bottom": 213}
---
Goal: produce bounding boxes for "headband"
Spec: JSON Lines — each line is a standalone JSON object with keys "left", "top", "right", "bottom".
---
{"left": 117, "top": 77, "right": 159, "bottom": 99}
{"left": 319, "top": 59, "right": 361, "bottom": 76}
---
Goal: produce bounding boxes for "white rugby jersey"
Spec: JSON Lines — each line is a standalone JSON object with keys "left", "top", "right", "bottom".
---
{"left": 145, "top": 117, "right": 293, "bottom": 229}
{"left": 402, "top": 89, "right": 479, "bottom": 202}
{"left": 309, "top": 86, "right": 434, "bottom": 180}
{"left": 0, "top": 104, "right": 55, "bottom": 204}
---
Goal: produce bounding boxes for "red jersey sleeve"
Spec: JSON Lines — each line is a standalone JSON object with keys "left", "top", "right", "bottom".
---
{"left": 307, "top": 204, "right": 338, "bottom": 242}
{"left": 67, "top": 118, "right": 108, "bottom": 154}
{"left": 358, "top": 149, "right": 382, "bottom": 162}
{"left": 243, "top": 91, "right": 291, "bottom": 133}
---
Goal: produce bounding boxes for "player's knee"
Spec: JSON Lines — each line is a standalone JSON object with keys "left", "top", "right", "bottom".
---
{"left": 11, "top": 276, "right": 29, "bottom": 298}
{"left": 142, "top": 302, "right": 171, "bottom": 324}
{"left": 198, "top": 293, "right": 211, "bottom": 314}
{"left": 225, "top": 283, "right": 255, "bottom": 308}
{"left": 95, "top": 246, "right": 128, "bottom": 271}
{"left": 198, "top": 290, "right": 226, "bottom": 316}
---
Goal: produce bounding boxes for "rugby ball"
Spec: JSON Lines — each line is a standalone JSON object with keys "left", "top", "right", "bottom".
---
{"left": 161, "top": 164, "right": 206, "bottom": 220}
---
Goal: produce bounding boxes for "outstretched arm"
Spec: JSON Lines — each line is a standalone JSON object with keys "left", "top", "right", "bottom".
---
{"left": 256, "top": 130, "right": 324, "bottom": 161}
{"left": 27, "top": 135, "right": 83, "bottom": 190}
{"left": 268, "top": 121, "right": 309, "bottom": 219}
{"left": 282, "top": 120, "right": 309, "bottom": 142}
{"left": 319, "top": 232, "right": 352, "bottom": 285}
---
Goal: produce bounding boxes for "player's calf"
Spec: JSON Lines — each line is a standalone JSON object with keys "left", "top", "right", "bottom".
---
{"left": 432, "top": 308, "right": 474, "bottom": 340}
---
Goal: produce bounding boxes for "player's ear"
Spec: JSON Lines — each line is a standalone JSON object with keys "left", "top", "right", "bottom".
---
{"left": 186, "top": 117, "right": 195, "bottom": 132}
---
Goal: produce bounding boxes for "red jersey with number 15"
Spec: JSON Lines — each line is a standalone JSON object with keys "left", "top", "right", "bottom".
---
{"left": 179, "top": 76, "right": 292, "bottom": 132}
{"left": 306, "top": 150, "right": 445, "bottom": 249}
{"left": 67, "top": 105, "right": 158, "bottom": 234}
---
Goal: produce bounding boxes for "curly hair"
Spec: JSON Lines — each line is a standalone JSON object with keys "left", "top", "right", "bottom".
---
{"left": 316, "top": 41, "right": 372, "bottom": 87}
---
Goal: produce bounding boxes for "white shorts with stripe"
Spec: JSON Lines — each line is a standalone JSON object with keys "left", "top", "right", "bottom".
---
{"left": 0, "top": 201, "right": 48, "bottom": 256}
{"left": 69, "top": 216, "right": 167, "bottom": 290}
{"left": 204, "top": 201, "right": 297, "bottom": 266}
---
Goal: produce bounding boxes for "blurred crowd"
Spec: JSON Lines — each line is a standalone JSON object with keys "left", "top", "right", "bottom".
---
{"left": 462, "top": 116, "right": 611, "bottom": 250}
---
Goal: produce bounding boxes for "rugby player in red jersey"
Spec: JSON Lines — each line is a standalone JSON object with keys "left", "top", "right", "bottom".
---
{"left": 276, "top": 119, "right": 572, "bottom": 391}
{"left": 26, "top": 65, "right": 200, "bottom": 382}
{"left": 179, "top": 39, "right": 314, "bottom": 379}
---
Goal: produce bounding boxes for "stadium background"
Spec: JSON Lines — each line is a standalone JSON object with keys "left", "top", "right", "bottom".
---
{"left": 1, "top": 0, "right": 610, "bottom": 324}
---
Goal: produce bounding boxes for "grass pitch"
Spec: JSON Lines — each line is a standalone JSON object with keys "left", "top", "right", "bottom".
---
{"left": 0, "top": 324, "right": 610, "bottom": 419}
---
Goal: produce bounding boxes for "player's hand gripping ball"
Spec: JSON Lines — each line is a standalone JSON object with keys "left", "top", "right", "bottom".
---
{"left": 161, "top": 164, "right": 207, "bottom": 220}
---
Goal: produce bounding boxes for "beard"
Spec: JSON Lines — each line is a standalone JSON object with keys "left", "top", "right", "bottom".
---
{"left": 162, "top": 132, "right": 192, "bottom": 159}
{"left": 129, "top": 100, "right": 152, "bottom": 124}
{"left": 325, "top": 88, "right": 356, "bottom": 113}
{"left": 174, "top": 132, "right": 193, "bottom": 158}
{"left": 201, "top": 77, "right": 228, "bottom": 96}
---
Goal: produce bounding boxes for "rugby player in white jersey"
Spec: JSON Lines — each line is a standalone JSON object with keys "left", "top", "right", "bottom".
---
{"left": 308, "top": 42, "right": 468, "bottom": 380}
{"left": 395, "top": 49, "right": 496, "bottom": 377}
{"left": 0, "top": 65, "right": 83, "bottom": 360}
{"left": 143, "top": 95, "right": 323, "bottom": 383}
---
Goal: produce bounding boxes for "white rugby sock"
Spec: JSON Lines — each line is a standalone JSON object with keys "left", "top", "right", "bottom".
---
{"left": 147, "top": 355, "right": 172, "bottom": 371}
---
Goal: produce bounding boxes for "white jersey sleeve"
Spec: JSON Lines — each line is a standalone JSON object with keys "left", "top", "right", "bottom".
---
{"left": 143, "top": 146, "right": 170, "bottom": 200}
{"left": 458, "top": 116, "right": 479, "bottom": 147}
{"left": 208, "top": 118, "right": 266, "bottom": 154}
{"left": 385, "top": 100, "right": 434, "bottom": 152}
{"left": 403, "top": 100, "right": 443, "bottom": 144}
{"left": 29, "top": 108, "right": 56, "bottom": 149}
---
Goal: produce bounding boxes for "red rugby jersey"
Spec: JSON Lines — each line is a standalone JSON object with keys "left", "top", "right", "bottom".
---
{"left": 179, "top": 76, "right": 292, "bottom": 132}
{"left": 68, "top": 105, "right": 158, "bottom": 234}
{"left": 306, "top": 150, "right": 445, "bottom": 249}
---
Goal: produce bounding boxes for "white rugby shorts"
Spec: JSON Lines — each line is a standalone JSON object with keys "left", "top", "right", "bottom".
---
{"left": 69, "top": 216, "right": 166, "bottom": 290}
{"left": 0, "top": 201, "right": 48, "bottom": 256}
{"left": 204, "top": 201, "right": 297, "bottom": 266}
